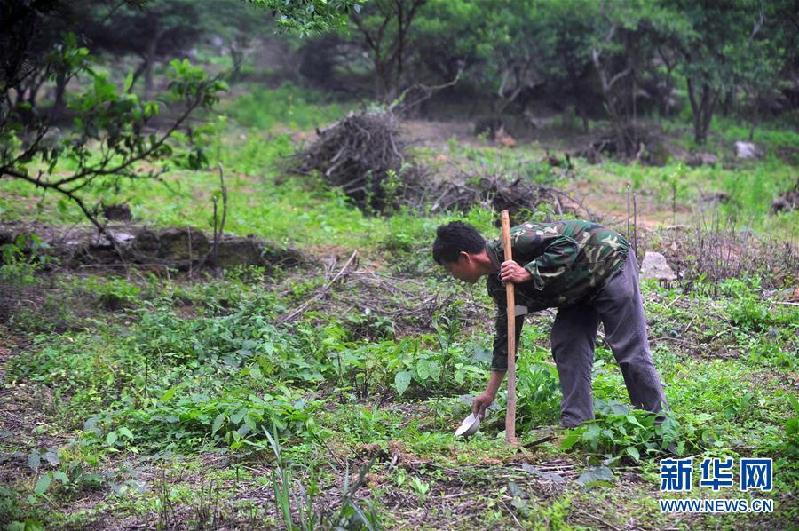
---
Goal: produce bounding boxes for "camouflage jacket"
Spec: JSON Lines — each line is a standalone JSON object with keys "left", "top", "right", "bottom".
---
{"left": 486, "top": 220, "right": 630, "bottom": 371}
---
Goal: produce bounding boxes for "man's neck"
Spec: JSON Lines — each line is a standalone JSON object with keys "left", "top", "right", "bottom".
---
{"left": 474, "top": 247, "right": 499, "bottom": 276}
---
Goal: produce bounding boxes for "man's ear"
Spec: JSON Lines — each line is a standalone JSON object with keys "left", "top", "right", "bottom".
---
{"left": 458, "top": 251, "right": 471, "bottom": 263}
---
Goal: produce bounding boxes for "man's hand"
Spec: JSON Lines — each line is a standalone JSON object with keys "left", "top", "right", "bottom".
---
{"left": 500, "top": 260, "right": 532, "bottom": 283}
{"left": 472, "top": 392, "right": 495, "bottom": 420}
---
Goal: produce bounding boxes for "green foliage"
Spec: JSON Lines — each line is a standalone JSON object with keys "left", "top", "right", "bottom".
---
{"left": 769, "top": 396, "right": 799, "bottom": 489}
{"left": 248, "top": 0, "right": 361, "bottom": 35}
{"left": 224, "top": 83, "right": 349, "bottom": 131}
{"left": 7, "top": 293, "right": 332, "bottom": 450}
{"left": 263, "top": 424, "right": 382, "bottom": 530}
{"left": 75, "top": 275, "right": 142, "bottom": 310}
{"left": 3, "top": 4, "right": 799, "bottom": 526}
{"left": 348, "top": 334, "right": 489, "bottom": 399}
{"left": 722, "top": 278, "right": 799, "bottom": 334}
{"left": 583, "top": 151, "right": 796, "bottom": 237}
{"left": 561, "top": 400, "right": 687, "bottom": 462}
{"left": 0, "top": 234, "right": 51, "bottom": 284}
{"left": 1, "top": 36, "right": 227, "bottom": 231}
{"left": 514, "top": 358, "right": 561, "bottom": 429}
{"left": 676, "top": 0, "right": 793, "bottom": 139}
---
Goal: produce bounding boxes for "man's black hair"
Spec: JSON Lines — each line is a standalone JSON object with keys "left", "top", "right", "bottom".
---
{"left": 432, "top": 221, "right": 486, "bottom": 264}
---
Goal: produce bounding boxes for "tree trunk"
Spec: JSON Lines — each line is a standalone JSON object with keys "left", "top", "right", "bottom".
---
{"left": 578, "top": 106, "right": 590, "bottom": 132}
{"left": 687, "top": 78, "right": 717, "bottom": 144}
{"left": 395, "top": 0, "right": 404, "bottom": 99}
{"left": 229, "top": 46, "right": 243, "bottom": 82}
{"left": 375, "top": 58, "right": 388, "bottom": 101}
{"left": 700, "top": 84, "right": 717, "bottom": 143}
{"left": 748, "top": 120, "right": 757, "bottom": 141}
{"left": 129, "top": 60, "right": 146, "bottom": 93}
{"left": 592, "top": 43, "right": 634, "bottom": 156}
{"left": 51, "top": 70, "right": 68, "bottom": 117}
{"left": 143, "top": 50, "right": 155, "bottom": 99}
{"left": 721, "top": 89, "right": 734, "bottom": 116}
{"left": 143, "top": 28, "right": 165, "bottom": 99}
{"left": 26, "top": 84, "right": 37, "bottom": 108}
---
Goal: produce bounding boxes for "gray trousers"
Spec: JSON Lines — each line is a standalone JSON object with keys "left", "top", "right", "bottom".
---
{"left": 550, "top": 251, "right": 666, "bottom": 427}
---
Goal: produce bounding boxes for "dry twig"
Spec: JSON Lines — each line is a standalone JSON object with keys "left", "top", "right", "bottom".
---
{"left": 279, "top": 250, "right": 359, "bottom": 323}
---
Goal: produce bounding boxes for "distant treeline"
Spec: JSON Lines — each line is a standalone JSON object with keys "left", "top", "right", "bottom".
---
{"left": 2, "top": 0, "right": 798, "bottom": 146}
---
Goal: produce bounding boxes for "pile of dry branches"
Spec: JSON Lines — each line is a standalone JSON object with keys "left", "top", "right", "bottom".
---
{"left": 277, "top": 252, "right": 487, "bottom": 337}
{"left": 295, "top": 110, "right": 590, "bottom": 221}
{"left": 427, "top": 175, "right": 590, "bottom": 225}
{"left": 296, "top": 111, "right": 419, "bottom": 213}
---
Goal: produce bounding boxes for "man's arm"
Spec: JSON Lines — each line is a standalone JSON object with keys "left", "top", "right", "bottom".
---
{"left": 522, "top": 235, "right": 581, "bottom": 291}
{"left": 472, "top": 290, "right": 524, "bottom": 418}
{"left": 490, "top": 293, "right": 525, "bottom": 372}
{"left": 472, "top": 369, "right": 505, "bottom": 419}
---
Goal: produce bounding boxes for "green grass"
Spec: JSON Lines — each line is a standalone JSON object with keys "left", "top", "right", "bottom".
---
{"left": 578, "top": 154, "right": 798, "bottom": 237}
{"left": 2, "top": 82, "right": 798, "bottom": 528}
{"left": 223, "top": 82, "right": 353, "bottom": 131}
{"left": 3, "top": 265, "right": 797, "bottom": 527}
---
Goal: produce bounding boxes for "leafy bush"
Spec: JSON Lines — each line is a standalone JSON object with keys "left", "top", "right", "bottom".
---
{"left": 7, "top": 295, "right": 337, "bottom": 450}
{"left": 83, "top": 386, "right": 325, "bottom": 451}
{"left": 561, "top": 400, "right": 695, "bottom": 462}
{"left": 343, "top": 336, "right": 488, "bottom": 399}
{"left": 722, "top": 278, "right": 799, "bottom": 333}
{"left": 0, "top": 234, "right": 51, "bottom": 284}
{"left": 514, "top": 356, "right": 561, "bottom": 428}
{"left": 771, "top": 396, "right": 799, "bottom": 489}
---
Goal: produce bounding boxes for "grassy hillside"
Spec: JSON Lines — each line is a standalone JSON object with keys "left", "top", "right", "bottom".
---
{"left": 1, "top": 84, "right": 797, "bottom": 529}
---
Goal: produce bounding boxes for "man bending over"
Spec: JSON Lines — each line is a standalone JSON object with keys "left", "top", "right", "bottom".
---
{"left": 432, "top": 219, "right": 666, "bottom": 428}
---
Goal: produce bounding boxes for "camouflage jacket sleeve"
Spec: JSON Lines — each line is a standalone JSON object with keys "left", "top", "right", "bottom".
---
{"left": 488, "top": 226, "right": 571, "bottom": 371}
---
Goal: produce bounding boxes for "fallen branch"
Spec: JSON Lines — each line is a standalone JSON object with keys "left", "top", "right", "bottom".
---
{"left": 278, "top": 250, "right": 359, "bottom": 323}
{"left": 389, "top": 63, "right": 464, "bottom": 115}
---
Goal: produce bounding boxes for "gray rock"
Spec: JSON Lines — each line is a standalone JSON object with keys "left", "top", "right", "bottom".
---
{"left": 521, "top": 464, "right": 566, "bottom": 483}
{"left": 640, "top": 251, "right": 677, "bottom": 281}
{"left": 90, "top": 231, "right": 136, "bottom": 247}
{"left": 733, "top": 141, "right": 764, "bottom": 160}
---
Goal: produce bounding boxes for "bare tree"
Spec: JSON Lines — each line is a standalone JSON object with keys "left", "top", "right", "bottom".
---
{"left": 349, "top": 0, "right": 427, "bottom": 102}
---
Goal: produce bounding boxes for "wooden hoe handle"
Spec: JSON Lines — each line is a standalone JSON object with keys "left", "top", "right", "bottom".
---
{"left": 500, "top": 210, "right": 518, "bottom": 445}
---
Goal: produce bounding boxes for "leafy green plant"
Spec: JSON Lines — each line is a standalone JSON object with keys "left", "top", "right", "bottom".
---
{"left": 77, "top": 276, "right": 142, "bottom": 310}
{"left": 561, "top": 400, "right": 689, "bottom": 462}
{"left": 264, "top": 426, "right": 316, "bottom": 531}
{"left": 25, "top": 447, "right": 105, "bottom": 499}
{"left": 0, "top": 234, "right": 50, "bottom": 284}
{"left": 410, "top": 476, "right": 430, "bottom": 502}
{"left": 390, "top": 339, "right": 488, "bottom": 398}
{"left": 264, "top": 425, "right": 380, "bottom": 530}
{"left": 766, "top": 396, "right": 799, "bottom": 490}
{"left": 514, "top": 356, "right": 561, "bottom": 428}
